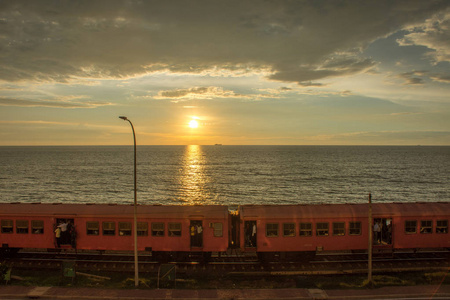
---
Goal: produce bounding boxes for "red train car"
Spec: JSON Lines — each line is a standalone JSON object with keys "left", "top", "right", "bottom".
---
{"left": 0, "top": 203, "right": 230, "bottom": 259}
{"left": 1, "top": 202, "right": 449, "bottom": 261}
{"left": 238, "top": 202, "right": 450, "bottom": 260}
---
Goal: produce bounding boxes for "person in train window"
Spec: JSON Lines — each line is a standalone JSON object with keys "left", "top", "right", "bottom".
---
{"left": 70, "top": 223, "right": 77, "bottom": 249}
{"left": 58, "top": 220, "right": 68, "bottom": 244}
{"left": 387, "top": 222, "right": 392, "bottom": 244}
{"left": 373, "top": 221, "right": 381, "bottom": 244}
{"left": 245, "top": 223, "right": 252, "bottom": 247}
{"left": 251, "top": 223, "right": 257, "bottom": 246}
{"left": 54, "top": 226, "right": 61, "bottom": 247}
{"left": 197, "top": 224, "right": 203, "bottom": 246}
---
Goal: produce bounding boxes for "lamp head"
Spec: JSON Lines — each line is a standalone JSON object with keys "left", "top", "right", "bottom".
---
{"left": 119, "top": 116, "right": 128, "bottom": 120}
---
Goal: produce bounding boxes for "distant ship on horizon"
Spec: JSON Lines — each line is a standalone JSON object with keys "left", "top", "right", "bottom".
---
{"left": 214, "top": 144, "right": 222, "bottom": 146}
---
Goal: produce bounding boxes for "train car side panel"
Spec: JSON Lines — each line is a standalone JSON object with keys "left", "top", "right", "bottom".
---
{"left": 73, "top": 214, "right": 229, "bottom": 253}
{"left": 0, "top": 217, "right": 55, "bottom": 249}
{"left": 254, "top": 217, "right": 369, "bottom": 253}
{"left": 392, "top": 215, "right": 450, "bottom": 250}
{"left": 75, "top": 217, "right": 137, "bottom": 251}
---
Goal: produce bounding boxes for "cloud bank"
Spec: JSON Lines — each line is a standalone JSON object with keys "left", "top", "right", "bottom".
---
{"left": 1, "top": 0, "right": 448, "bottom": 86}
{"left": 0, "top": 96, "right": 112, "bottom": 108}
{"left": 398, "top": 9, "right": 450, "bottom": 63}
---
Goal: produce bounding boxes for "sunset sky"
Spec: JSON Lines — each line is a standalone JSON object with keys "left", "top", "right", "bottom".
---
{"left": 1, "top": 0, "right": 449, "bottom": 145}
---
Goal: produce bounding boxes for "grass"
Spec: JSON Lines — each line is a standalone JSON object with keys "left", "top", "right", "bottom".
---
{"left": 2, "top": 267, "right": 449, "bottom": 290}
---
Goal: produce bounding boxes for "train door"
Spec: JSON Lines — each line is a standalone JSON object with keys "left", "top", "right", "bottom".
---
{"left": 244, "top": 220, "right": 257, "bottom": 248}
{"left": 55, "top": 218, "right": 75, "bottom": 248}
{"left": 190, "top": 220, "right": 203, "bottom": 248}
{"left": 373, "top": 218, "right": 392, "bottom": 246}
{"left": 229, "top": 213, "right": 240, "bottom": 248}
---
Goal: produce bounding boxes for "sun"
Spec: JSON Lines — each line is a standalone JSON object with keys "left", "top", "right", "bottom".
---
{"left": 188, "top": 119, "right": 199, "bottom": 128}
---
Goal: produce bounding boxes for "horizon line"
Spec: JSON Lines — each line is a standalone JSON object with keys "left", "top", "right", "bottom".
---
{"left": 0, "top": 144, "right": 448, "bottom": 147}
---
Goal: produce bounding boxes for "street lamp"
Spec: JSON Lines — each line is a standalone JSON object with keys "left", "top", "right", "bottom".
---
{"left": 119, "top": 116, "right": 139, "bottom": 287}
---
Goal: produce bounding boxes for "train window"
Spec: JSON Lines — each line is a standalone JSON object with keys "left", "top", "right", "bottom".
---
{"left": 405, "top": 220, "right": 417, "bottom": 234}
{"left": 299, "top": 223, "right": 312, "bottom": 237}
{"left": 332, "top": 222, "right": 345, "bottom": 236}
{"left": 119, "top": 222, "right": 132, "bottom": 236}
{"left": 420, "top": 220, "right": 432, "bottom": 234}
{"left": 102, "top": 222, "right": 116, "bottom": 236}
{"left": 31, "top": 220, "right": 44, "bottom": 234}
{"left": 168, "top": 223, "right": 181, "bottom": 237}
{"left": 436, "top": 220, "right": 448, "bottom": 234}
{"left": 283, "top": 223, "right": 295, "bottom": 237}
{"left": 316, "top": 222, "right": 329, "bottom": 236}
{"left": 151, "top": 223, "right": 165, "bottom": 236}
{"left": 1, "top": 220, "right": 13, "bottom": 233}
{"left": 213, "top": 222, "right": 223, "bottom": 237}
{"left": 16, "top": 220, "right": 29, "bottom": 234}
{"left": 137, "top": 222, "right": 148, "bottom": 236}
{"left": 86, "top": 222, "right": 99, "bottom": 235}
{"left": 266, "top": 223, "right": 279, "bottom": 237}
{"left": 349, "top": 222, "right": 362, "bottom": 235}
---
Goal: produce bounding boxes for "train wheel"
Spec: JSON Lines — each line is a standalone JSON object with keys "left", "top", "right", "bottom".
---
{"left": 153, "top": 251, "right": 169, "bottom": 263}
{"left": 175, "top": 252, "right": 189, "bottom": 261}
{"left": 0, "top": 247, "right": 19, "bottom": 258}
{"left": 203, "top": 252, "right": 212, "bottom": 263}
{"left": 258, "top": 252, "right": 275, "bottom": 263}
{"left": 300, "top": 251, "right": 316, "bottom": 262}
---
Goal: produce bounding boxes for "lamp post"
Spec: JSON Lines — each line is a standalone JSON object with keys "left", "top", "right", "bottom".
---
{"left": 119, "top": 116, "right": 139, "bottom": 287}
{"left": 368, "top": 193, "right": 373, "bottom": 286}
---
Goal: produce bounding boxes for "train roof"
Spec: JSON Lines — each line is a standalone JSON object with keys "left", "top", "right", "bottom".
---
{"left": 239, "top": 202, "right": 450, "bottom": 219}
{"left": 1, "top": 202, "right": 449, "bottom": 219}
{"left": 0, "top": 203, "right": 229, "bottom": 219}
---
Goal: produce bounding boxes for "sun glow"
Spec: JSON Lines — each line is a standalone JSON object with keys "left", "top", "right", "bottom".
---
{"left": 189, "top": 119, "right": 199, "bottom": 128}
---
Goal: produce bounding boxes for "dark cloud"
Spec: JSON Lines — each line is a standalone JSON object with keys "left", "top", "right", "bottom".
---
{"left": 397, "top": 9, "right": 450, "bottom": 63}
{"left": 159, "top": 87, "right": 212, "bottom": 98}
{"left": 298, "top": 82, "right": 324, "bottom": 87}
{"left": 269, "top": 57, "right": 377, "bottom": 83}
{"left": 430, "top": 73, "right": 450, "bottom": 83}
{"left": 0, "top": 0, "right": 448, "bottom": 85}
{"left": 398, "top": 71, "right": 427, "bottom": 85}
{"left": 155, "top": 86, "right": 274, "bottom": 100}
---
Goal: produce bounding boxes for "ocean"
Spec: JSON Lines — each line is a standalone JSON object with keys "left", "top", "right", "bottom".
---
{"left": 1, "top": 145, "right": 449, "bottom": 205}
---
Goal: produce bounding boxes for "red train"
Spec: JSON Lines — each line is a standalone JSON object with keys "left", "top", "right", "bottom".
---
{"left": 1, "top": 202, "right": 449, "bottom": 260}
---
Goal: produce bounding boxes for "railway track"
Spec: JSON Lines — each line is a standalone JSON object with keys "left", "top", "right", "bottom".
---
{"left": 3, "top": 250, "right": 449, "bottom": 276}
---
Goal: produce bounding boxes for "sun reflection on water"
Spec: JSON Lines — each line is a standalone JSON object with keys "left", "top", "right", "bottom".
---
{"left": 178, "top": 145, "right": 213, "bottom": 204}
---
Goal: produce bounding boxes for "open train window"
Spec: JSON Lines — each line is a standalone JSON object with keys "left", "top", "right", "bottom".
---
{"left": 16, "top": 220, "right": 29, "bottom": 234}
{"left": 86, "top": 221, "right": 99, "bottom": 235}
{"left": 137, "top": 222, "right": 148, "bottom": 236}
{"left": 244, "top": 221, "right": 257, "bottom": 247}
{"left": 299, "top": 222, "right": 312, "bottom": 237}
{"left": 168, "top": 223, "right": 181, "bottom": 237}
{"left": 102, "top": 222, "right": 115, "bottom": 236}
{"left": 316, "top": 222, "right": 329, "bottom": 236}
{"left": 266, "top": 223, "right": 279, "bottom": 237}
{"left": 349, "top": 222, "right": 361, "bottom": 235}
{"left": 213, "top": 222, "right": 223, "bottom": 237}
{"left": 283, "top": 223, "right": 295, "bottom": 237}
{"left": 31, "top": 220, "right": 44, "bottom": 234}
{"left": 405, "top": 220, "right": 417, "bottom": 234}
{"left": 333, "top": 222, "right": 345, "bottom": 236}
{"left": 151, "top": 222, "right": 165, "bottom": 236}
{"left": 1, "top": 220, "right": 13, "bottom": 233}
{"left": 119, "top": 222, "right": 132, "bottom": 236}
{"left": 436, "top": 220, "right": 448, "bottom": 234}
{"left": 420, "top": 220, "right": 432, "bottom": 234}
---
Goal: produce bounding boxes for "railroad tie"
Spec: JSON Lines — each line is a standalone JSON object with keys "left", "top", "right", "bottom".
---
{"left": 27, "top": 287, "right": 52, "bottom": 298}
{"left": 308, "top": 289, "right": 328, "bottom": 300}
